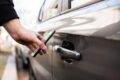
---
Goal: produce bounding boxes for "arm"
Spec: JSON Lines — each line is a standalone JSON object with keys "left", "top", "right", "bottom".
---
{"left": 3, "top": 19, "right": 46, "bottom": 53}
{"left": 0, "top": 0, "right": 46, "bottom": 53}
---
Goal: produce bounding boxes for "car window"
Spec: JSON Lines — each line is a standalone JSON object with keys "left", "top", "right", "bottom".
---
{"left": 38, "top": 0, "right": 58, "bottom": 21}
{"left": 38, "top": 0, "right": 103, "bottom": 22}
{"left": 71, "top": 0, "right": 102, "bottom": 9}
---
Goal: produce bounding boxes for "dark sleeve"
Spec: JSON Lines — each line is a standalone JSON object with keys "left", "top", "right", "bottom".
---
{"left": 0, "top": 0, "right": 19, "bottom": 26}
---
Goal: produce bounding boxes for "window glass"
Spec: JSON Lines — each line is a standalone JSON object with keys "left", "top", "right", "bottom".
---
{"left": 39, "top": 0, "right": 58, "bottom": 21}
{"left": 71, "top": 0, "right": 102, "bottom": 9}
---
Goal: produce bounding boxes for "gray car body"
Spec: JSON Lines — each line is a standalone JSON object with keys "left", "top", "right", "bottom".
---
{"left": 33, "top": 0, "right": 120, "bottom": 80}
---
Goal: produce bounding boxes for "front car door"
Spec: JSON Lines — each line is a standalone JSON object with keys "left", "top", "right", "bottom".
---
{"left": 34, "top": 0, "right": 120, "bottom": 80}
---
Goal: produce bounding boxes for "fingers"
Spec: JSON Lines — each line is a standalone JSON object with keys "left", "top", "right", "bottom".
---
{"left": 28, "top": 44, "right": 37, "bottom": 52}
{"left": 34, "top": 34, "right": 47, "bottom": 55}
{"left": 32, "top": 43, "right": 46, "bottom": 55}
{"left": 28, "top": 43, "right": 46, "bottom": 55}
{"left": 28, "top": 32, "right": 47, "bottom": 55}
{"left": 35, "top": 32, "right": 44, "bottom": 40}
{"left": 28, "top": 45, "right": 34, "bottom": 53}
{"left": 36, "top": 39, "right": 46, "bottom": 51}
{"left": 39, "top": 49, "right": 46, "bottom": 55}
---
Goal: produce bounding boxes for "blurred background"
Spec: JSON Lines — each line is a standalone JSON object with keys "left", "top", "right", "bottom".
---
{"left": 0, "top": 0, "right": 44, "bottom": 79}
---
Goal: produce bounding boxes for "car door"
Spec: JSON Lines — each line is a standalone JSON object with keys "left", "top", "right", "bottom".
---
{"left": 34, "top": 0, "right": 120, "bottom": 80}
{"left": 51, "top": 33, "right": 120, "bottom": 80}
{"left": 49, "top": 0, "right": 120, "bottom": 80}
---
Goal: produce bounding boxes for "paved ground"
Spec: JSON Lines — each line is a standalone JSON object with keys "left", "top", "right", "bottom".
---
{"left": 0, "top": 54, "right": 17, "bottom": 80}
{"left": 0, "top": 55, "right": 8, "bottom": 79}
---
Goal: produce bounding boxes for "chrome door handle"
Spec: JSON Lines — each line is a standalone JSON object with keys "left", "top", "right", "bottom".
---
{"left": 54, "top": 45, "right": 80, "bottom": 61}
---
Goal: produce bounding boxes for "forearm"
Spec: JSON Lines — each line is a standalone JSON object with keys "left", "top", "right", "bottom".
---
{"left": 0, "top": 0, "right": 46, "bottom": 53}
{"left": 3, "top": 19, "right": 24, "bottom": 41}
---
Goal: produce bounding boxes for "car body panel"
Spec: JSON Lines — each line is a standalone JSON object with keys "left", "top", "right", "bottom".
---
{"left": 34, "top": 0, "right": 120, "bottom": 80}
{"left": 51, "top": 34, "right": 120, "bottom": 80}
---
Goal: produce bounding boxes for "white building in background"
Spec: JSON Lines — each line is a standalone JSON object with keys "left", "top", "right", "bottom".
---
{"left": 13, "top": 0, "right": 44, "bottom": 30}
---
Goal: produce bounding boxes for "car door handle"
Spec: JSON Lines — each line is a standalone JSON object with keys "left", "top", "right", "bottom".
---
{"left": 54, "top": 45, "right": 80, "bottom": 61}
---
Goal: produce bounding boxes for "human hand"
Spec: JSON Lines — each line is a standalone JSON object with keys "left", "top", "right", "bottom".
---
{"left": 16, "top": 29, "right": 46, "bottom": 55}
{"left": 3, "top": 19, "right": 46, "bottom": 55}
